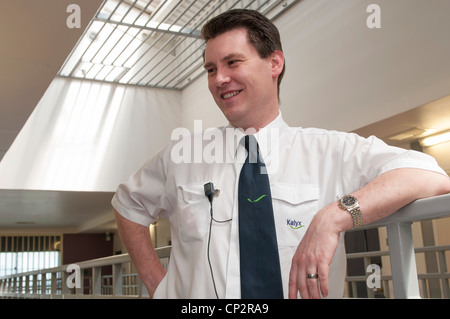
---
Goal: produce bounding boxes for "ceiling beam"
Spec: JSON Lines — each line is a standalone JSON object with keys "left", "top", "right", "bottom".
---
{"left": 93, "top": 16, "right": 202, "bottom": 39}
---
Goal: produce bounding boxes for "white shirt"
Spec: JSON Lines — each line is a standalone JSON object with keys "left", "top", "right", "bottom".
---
{"left": 111, "top": 112, "right": 445, "bottom": 298}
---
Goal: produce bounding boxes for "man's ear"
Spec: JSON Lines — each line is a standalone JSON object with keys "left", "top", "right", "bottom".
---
{"left": 270, "top": 50, "right": 285, "bottom": 78}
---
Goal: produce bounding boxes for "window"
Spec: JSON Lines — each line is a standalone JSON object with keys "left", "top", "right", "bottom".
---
{"left": 0, "top": 236, "right": 61, "bottom": 276}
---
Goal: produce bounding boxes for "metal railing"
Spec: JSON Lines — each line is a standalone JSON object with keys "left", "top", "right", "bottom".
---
{"left": 345, "top": 244, "right": 450, "bottom": 298}
{"left": 0, "top": 246, "right": 170, "bottom": 299}
{"left": 345, "top": 193, "right": 450, "bottom": 298}
{"left": 1, "top": 194, "right": 449, "bottom": 299}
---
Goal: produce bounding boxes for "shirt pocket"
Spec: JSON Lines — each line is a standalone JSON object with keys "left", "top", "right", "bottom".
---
{"left": 271, "top": 183, "right": 319, "bottom": 247}
{"left": 176, "top": 182, "right": 210, "bottom": 242}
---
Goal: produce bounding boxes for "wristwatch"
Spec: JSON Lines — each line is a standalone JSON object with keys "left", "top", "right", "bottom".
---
{"left": 338, "top": 195, "right": 363, "bottom": 229}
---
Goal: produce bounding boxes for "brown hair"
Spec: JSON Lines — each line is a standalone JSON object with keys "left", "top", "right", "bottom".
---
{"left": 201, "top": 9, "right": 285, "bottom": 96}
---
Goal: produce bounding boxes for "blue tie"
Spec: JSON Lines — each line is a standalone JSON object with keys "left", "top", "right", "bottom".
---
{"left": 238, "top": 135, "right": 284, "bottom": 299}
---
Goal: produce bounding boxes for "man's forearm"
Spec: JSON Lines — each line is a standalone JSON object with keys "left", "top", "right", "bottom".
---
{"left": 347, "top": 168, "right": 450, "bottom": 230}
{"left": 114, "top": 209, "right": 166, "bottom": 297}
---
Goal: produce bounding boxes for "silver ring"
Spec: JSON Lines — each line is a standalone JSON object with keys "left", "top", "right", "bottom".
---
{"left": 307, "top": 273, "right": 319, "bottom": 279}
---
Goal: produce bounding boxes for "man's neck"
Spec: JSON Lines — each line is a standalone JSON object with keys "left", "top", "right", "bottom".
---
{"left": 231, "top": 108, "right": 280, "bottom": 132}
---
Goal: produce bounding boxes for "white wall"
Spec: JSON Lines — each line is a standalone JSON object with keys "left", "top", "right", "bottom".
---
{"left": 182, "top": 0, "right": 450, "bottom": 132}
{"left": 424, "top": 141, "right": 450, "bottom": 176}
{"left": 0, "top": 77, "right": 181, "bottom": 191}
{"left": 282, "top": 0, "right": 450, "bottom": 131}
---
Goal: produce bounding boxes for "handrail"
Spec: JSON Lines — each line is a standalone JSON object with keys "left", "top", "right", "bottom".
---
{"left": 347, "top": 193, "right": 450, "bottom": 298}
{"left": 0, "top": 246, "right": 171, "bottom": 299}
{"left": 0, "top": 246, "right": 171, "bottom": 282}
{"left": 345, "top": 244, "right": 450, "bottom": 298}
{"left": 1, "top": 194, "right": 450, "bottom": 299}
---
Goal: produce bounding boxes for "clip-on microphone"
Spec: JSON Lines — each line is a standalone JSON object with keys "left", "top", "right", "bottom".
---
{"left": 204, "top": 182, "right": 219, "bottom": 203}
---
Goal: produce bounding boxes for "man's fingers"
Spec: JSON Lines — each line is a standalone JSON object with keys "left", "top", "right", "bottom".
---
{"left": 318, "top": 263, "right": 330, "bottom": 298}
{"left": 298, "top": 272, "right": 310, "bottom": 299}
{"left": 288, "top": 261, "right": 299, "bottom": 299}
{"left": 290, "top": 262, "right": 329, "bottom": 299}
{"left": 305, "top": 271, "right": 320, "bottom": 299}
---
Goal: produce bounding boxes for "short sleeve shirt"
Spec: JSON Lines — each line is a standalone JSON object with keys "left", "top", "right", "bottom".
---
{"left": 111, "top": 113, "right": 446, "bottom": 298}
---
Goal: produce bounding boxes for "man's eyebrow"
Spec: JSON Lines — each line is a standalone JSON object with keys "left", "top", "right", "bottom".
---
{"left": 203, "top": 53, "right": 246, "bottom": 69}
{"left": 203, "top": 61, "right": 215, "bottom": 70}
{"left": 222, "top": 53, "right": 246, "bottom": 61}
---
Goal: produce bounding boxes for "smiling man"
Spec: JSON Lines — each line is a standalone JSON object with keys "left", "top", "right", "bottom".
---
{"left": 112, "top": 9, "right": 450, "bottom": 299}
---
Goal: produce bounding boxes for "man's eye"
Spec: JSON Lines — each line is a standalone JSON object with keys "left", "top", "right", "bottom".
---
{"left": 206, "top": 68, "right": 216, "bottom": 74}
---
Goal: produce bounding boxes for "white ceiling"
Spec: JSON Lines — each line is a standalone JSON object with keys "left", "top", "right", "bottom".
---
{"left": 354, "top": 95, "right": 450, "bottom": 148}
{"left": 0, "top": 190, "right": 116, "bottom": 233}
{"left": 1, "top": 0, "right": 449, "bottom": 233}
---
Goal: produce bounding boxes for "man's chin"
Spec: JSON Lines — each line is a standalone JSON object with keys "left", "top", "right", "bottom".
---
{"left": 222, "top": 108, "right": 246, "bottom": 127}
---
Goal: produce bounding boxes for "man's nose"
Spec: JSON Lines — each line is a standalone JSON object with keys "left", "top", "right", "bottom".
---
{"left": 215, "top": 68, "right": 230, "bottom": 87}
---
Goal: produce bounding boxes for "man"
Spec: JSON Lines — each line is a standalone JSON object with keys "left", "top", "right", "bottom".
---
{"left": 112, "top": 9, "right": 450, "bottom": 299}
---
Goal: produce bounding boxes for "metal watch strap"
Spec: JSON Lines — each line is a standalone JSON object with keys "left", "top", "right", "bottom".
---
{"left": 348, "top": 206, "right": 363, "bottom": 229}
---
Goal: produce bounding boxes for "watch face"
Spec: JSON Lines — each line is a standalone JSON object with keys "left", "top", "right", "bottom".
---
{"left": 341, "top": 195, "right": 356, "bottom": 207}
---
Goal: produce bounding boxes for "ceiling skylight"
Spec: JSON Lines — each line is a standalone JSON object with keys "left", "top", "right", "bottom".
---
{"left": 58, "top": 0, "right": 300, "bottom": 90}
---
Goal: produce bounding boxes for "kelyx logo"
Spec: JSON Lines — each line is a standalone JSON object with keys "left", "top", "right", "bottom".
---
{"left": 287, "top": 219, "right": 305, "bottom": 229}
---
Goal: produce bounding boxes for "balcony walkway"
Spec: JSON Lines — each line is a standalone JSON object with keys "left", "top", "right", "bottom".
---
{"left": 1, "top": 194, "right": 449, "bottom": 299}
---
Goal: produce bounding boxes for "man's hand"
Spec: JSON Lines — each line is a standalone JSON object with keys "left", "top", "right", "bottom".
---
{"left": 288, "top": 204, "right": 348, "bottom": 299}
{"left": 114, "top": 210, "right": 166, "bottom": 298}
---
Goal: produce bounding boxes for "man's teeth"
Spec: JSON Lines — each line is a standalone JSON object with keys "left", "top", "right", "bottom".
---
{"left": 222, "top": 91, "right": 241, "bottom": 99}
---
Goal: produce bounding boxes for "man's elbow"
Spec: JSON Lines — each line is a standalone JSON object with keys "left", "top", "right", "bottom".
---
{"left": 439, "top": 175, "right": 450, "bottom": 195}
{"left": 409, "top": 169, "right": 450, "bottom": 200}
{"left": 432, "top": 173, "right": 450, "bottom": 196}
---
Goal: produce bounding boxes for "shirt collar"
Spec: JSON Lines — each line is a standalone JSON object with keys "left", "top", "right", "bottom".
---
{"left": 226, "top": 111, "right": 287, "bottom": 166}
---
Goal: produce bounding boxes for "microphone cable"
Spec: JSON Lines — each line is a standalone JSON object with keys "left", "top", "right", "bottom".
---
{"left": 204, "top": 182, "right": 232, "bottom": 299}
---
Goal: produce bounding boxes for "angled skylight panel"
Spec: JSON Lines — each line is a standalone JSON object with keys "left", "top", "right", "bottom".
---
{"left": 57, "top": 0, "right": 300, "bottom": 89}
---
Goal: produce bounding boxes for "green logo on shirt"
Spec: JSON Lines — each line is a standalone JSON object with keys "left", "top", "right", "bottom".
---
{"left": 247, "top": 195, "right": 267, "bottom": 203}
{"left": 287, "top": 219, "right": 305, "bottom": 229}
